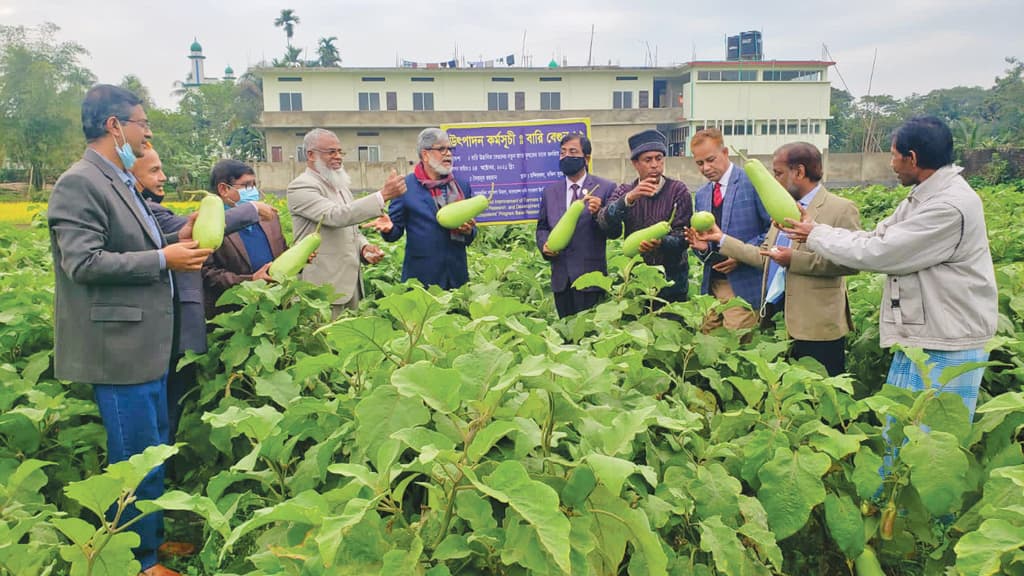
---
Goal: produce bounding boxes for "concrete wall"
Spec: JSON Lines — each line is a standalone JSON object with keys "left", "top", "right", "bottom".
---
{"left": 256, "top": 151, "right": 896, "bottom": 195}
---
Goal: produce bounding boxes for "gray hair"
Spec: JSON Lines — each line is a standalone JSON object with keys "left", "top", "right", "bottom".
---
{"left": 303, "top": 128, "right": 337, "bottom": 152}
{"left": 417, "top": 127, "right": 448, "bottom": 152}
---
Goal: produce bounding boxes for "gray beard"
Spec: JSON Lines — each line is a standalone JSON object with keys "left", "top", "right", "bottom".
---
{"left": 314, "top": 159, "right": 352, "bottom": 190}
{"left": 427, "top": 157, "right": 452, "bottom": 176}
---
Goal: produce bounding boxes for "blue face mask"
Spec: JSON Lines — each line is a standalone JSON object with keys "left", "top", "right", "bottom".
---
{"left": 236, "top": 186, "right": 260, "bottom": 204}
{"left": 114, "top": 124, "right": 136, "bottom": 170}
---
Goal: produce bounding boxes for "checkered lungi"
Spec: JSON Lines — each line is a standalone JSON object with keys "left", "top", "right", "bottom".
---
{"left": 886, "top": 348, "right": 989, "bottom": 418}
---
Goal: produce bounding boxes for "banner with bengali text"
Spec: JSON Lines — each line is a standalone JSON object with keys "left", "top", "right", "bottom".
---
{"left": 439, "top": 118, "right": 591, "bottom": 225}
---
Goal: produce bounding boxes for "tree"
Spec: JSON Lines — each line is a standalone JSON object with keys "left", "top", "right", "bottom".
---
{"left": 317, "top": 36, "right": 341, "bottom": 67}
{"left": 0, "top": 22, "right": 95, "bottom": 192}
{"left": 119, "top": 74, "right": 153, "bottom": 109}
{"left": 981, "top": 57, "right": 1024, "bottom": 146}
{"left": 827, "top": 88, "right": 855, "bottom": 152}
{"left": 272, "top": 45, "right": 303, "bottom": 68}
{"left": 274, "top": 9, "right": 300, "bottom": 48}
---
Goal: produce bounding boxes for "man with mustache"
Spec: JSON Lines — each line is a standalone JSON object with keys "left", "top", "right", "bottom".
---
{"left": 287, "top": 128, "right": 406, "bottom": 317}
{"left": 381, "top": 127, "right": 477, "bottom": 289}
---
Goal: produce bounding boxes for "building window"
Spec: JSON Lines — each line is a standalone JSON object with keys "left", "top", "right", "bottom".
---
{"left": 361, "top": 76, "right": 386, "bottom": 82}
{"left": 413, "top": 92, "right": 435, "bottom": 111}
{"left": 540, "top": 76, "right": 562, "bottom": 82}
{"left": 359, "top": 92, "right": 381, "bottom": 111}
{"left": 296, "top": 145, "right": 305, "bottom": 159}
{"left": 279, "top": 92, "right": 302, "bottom": 111}
{"left": 357, "top": 145, "right": 381, "bottom": 162}
{"left": 697, "top": 70, "right": 721, "bottom": 81}
{"left": 680, "top": 72, "right": 691, "bottom": 84}
{"left": 722, "top": 121, "right": 733, "bottom": 136}
{"left": 356, "top": 131, "right": 380, "bottom": 137}
{"left": 721, "top": 70, "right": 758, "bottom": 81}
{"left": 277, "top": 76, "right": 303, "bottom": 82}
{"left": 491, "top": 77, "right": 514, "bottom": 82}
{"left": 800, "top": 119, "right": 809, "bottom": 134}
{"left": 271, "top": 146, "right": 283, "bottom": 162}
{"left": 612, "top": 91, "right": 633, "bottom": 109}
{"left": 386, "top": 92, "right": 397, "bottom": 111}
{"left": 539, "top": 92, "right": 560, "bottom": 110}
{"left": 734, "top": 120, "right": 754, "bottom": 135}
{"left": 411, "top": 77, "right": 435, "bottom": 82}
{"left": 638, "top": 90, "right": 649, "bottom": 109}
{"left": 487, "top": 92, "right": 509, "bottom": 110}
{"left": 814, "top": 122, "right": 822, "bottom": 134}
{"left": 515, "top": 91, "right": 525, "bottom": 111}
{"left": 763, "top": 70, "right": 822, "bottom": 82}
{"left": 769, "top": 120, "right": 779, "bottom": 135}
{"left": 786, "top": 121, "right": 798, "bottom": 135}
{"left": 616, "top": 75, "right": 639, "bottom": 81}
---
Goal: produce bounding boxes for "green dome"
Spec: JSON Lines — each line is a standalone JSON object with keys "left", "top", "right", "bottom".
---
{"left": 190, "top": 38, "right": 202, "bottom": 52}
{"left": 548, "top": 58, "right": 558, "bottom": 68}
{"left": 224, "top": 65, "right": 234, "bottom": 75}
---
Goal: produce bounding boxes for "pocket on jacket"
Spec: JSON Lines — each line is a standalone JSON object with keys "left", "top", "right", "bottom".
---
{"left": 91, "top": 305, "right": 143, "bottom": 322}
{"left": 178, "top": 288, "right": 203, "bottom": 304}
{"left": 881, "top": 274, "right": 925, "bottom": 325}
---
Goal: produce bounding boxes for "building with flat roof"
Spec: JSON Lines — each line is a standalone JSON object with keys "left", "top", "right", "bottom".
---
{"left": 256, "top": 59, "right": 833, "bottom": 163}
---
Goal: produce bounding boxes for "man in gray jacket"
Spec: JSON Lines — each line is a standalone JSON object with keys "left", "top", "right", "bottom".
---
{"left": 783, "top": 116, "right": 997, "bottom": 419}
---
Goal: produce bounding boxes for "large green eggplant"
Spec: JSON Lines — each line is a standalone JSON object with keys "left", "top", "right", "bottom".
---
{"left": 734, "top": 148, "right": 801, "bottom": 225}
{"left": 269, "top": 220, "right": 322, "bottom": 279}
{"left": 192, "top": 195, "right": 225, "bottom": 249}
{"left": 546, "top": 184, "right": 601, "bottom": 252}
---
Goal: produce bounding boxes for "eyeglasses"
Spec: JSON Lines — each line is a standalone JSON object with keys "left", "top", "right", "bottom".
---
{"left": 312, "top": 148, "right": 346, "bottom": 158}
{"left": 426, "top": 146, "right": 456, "bottom": 154}
{"left": 121, "top": 118, "right": 151, "bottom": 130}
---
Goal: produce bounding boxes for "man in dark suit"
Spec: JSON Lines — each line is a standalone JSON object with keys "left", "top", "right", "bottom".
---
{"left": 132, "top": 146, "right": 274, "bottom": 440}
{"left": 203, "top": 159, "right": 289, "bottom": 318}
{"left": 598, "top": 129, "right": 692, "bottom": 305}
{"left": 687, "top": 128, "right": 772, "bottom": 331}
{"left": 47, "top": 84, "right": 212, "bottom": 576}
{"left": 535, "top": 133, "right": 616, "bottom": 317}
{"left": 382, "top": 127, "right": 476, "bottom": 289}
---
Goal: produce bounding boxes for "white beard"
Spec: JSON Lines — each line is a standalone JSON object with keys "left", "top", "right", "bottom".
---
{"left": 314, "top": 159, "right": 352, "bottom": 191}
{"left": 427, "top": 157, "right": 452, "bottom": 176}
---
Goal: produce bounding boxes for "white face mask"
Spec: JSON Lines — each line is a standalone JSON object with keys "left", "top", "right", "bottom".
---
{"left": 114, "top": 123, "right": 136, "bottom": 170}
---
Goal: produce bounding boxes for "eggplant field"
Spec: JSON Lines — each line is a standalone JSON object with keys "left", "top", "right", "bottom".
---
{"left": 0, "top": 183, "right": 1022, "bottom": 576}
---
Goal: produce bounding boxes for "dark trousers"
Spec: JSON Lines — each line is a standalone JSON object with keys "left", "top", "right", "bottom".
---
{"left": 93, "top": 375, "right": 170, "bottom": 570}
{"left": 554, "top": 288, "right": 604, "bottom": 318}
{"left": 166, "top": 358, "right": 196, "bottom": 445}
{"left": 791, "top": 337, "right": 846, "bottom": 377}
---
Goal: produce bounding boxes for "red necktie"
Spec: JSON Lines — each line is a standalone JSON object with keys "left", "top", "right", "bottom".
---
{"left": 571, "top": 183, "right": 581, "bottom": 201}
{"left": 712, "top": 182, "right": 723, "bottom": 208}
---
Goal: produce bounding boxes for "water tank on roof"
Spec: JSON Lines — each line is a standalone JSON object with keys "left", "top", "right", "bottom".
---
{"left": 726, "top": 35, "right": 740, "bottom": 61}
{"left": 738, "top": 31, "right": 762, "bottom": 61}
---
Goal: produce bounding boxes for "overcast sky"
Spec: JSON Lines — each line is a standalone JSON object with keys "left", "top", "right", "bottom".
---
{"left": 3, "top": 0, "right": 1022, "bottom": 109}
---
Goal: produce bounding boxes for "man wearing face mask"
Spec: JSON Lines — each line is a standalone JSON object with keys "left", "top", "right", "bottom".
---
{"left": 382, "top": 127, "right": 476, "bottom": 290}
{"left": 132, "top": 146, "right": 275, "bottom": 441}
{"left": 597, "top": 129, "right": 692, "bottom": 304}
{"left": 535, "top": 133, "right": 616, "bottom": 317}
{"left": 202, "top": 159, "right": 288, "bottom": 318}
{"left": 47, "top": 84, "right": 213, "bottom": 576}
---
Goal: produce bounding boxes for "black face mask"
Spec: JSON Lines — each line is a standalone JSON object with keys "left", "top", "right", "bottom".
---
{"left": 559, "top": 156, "right": 587, "bottom": 177}
{"left": 140, "top": 188, "right": 165, "bottom": 204}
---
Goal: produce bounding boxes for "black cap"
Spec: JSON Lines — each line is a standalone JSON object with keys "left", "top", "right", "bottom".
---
{"left": 628, "top": 129, "right": 668, "bottom": 160}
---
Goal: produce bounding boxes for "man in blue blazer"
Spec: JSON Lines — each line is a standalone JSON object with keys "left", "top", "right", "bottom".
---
{"left": 536, "top": 133, "right": 616, "bottom": 317}
{"left": 687, "top": 128, "right": 771, "bottom": 330}
{"left": 382, "top": 128, "right": 476, "bottom": 289}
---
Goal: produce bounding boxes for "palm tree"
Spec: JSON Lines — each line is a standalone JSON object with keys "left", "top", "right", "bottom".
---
{"left": 272, "top": 46, "right": 303, "bottom": 68}
{"left": 317, "top": 36, "right": 341, "bottom": 67}
{"left": 274, "top": 9, "right": 300, "bottom": 47}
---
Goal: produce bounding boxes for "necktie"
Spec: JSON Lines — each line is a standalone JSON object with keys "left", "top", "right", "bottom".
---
{"left": 571, "top": 183, "right": 581, "bottom": 201}
{"left": 712, "top": 182, "right": 723, "bottom": 209}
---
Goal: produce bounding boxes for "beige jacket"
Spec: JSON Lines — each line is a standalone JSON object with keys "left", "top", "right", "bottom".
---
{"left": 287, "top": 168, "right": 383, "bottom": 305}
{"left": 721, "top": 187, "right": 861, "bottom": 341}
{"left": 807, "top": 166, "right": 997, "bottom": 351}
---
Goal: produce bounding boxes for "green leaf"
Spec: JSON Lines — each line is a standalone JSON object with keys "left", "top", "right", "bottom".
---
{"left": 466, "top": 420, "right": 520, "bottom": 463}
{"left": 920, "top": 391, "right": 972, "bottom": 445}
{"left": 252, "top": 370, "right": 299, "bottom": 408}
{"left": 976, "top": 391, "right": 1024, "bottom": 414}
{"left": 571, "top": 271, "right": 614, "bottom": 292}
{"left": 52, "top": 517, "right": 97, "bottom": 548}
{"left": 468, "top": 293, "right": 535, "bottom": 319}
{"left": 955, "top": 465, "right": 1024, "bottom": 533}
{"left": 326, "top": 463, "right": 379, "bottom": 490}
{"left": 757, "top": 446, "right": 831, "bottom": 540}
{"left": 825, "top": 493, "right": 865, "bottom": 559}
{"left": 727, "top": 376, "right": 767, "bottom": 406}
{"left": 586, "top": 453, "right": 638, "bottom": 497}
{"left": 690, "top": 462, "right": 743, "bottom": 522}
{"left": 806, "top": 422, "right": 866, "bottom": 460}
{"left": 3, "top": 459, "right": 53, "bottom": 501}
{"left": 59, "top": 529, "right": 140, "bottom": 576}
{"left": 391, "top": 362, "right": 463, "bottom": 414}
{"left": 136, "top": 490, "right": 231, "bottom": 539}
{"left": 955, "top": 518, "right": 1024, "bottom": 576}
{"left": 901, "top": 427, "right": 969, "bottom": 515}
{"left": 851, "top": 448, "right": 885, "bottom": 501}
{"left": 455, "top": 490, "right": 497, "bottom": 532}
{"left": 202, "top": 405, "right": 283, "bottom": 443}
{"left": 434, "top": 534, "right": 473, "bottom": 560}
{"left": 737, "top": 495, "right": 784, "bottom": 571}
{"left": 354, "top": 385, "right": 430, "bottom": 461}
{"left": 64, "top": 474, "right": 125, "bottom": 520}
{"left": 588, "top": 485, "right": 668, "bottom": 576}
{"left": 699, "top": 515, "right": 768, "bottom": 576}
{"left": 315, "top": 497, "right": 380, "bottom": 567}
{"left": 561, "top": 465, "right": 598, "bottom": 509}
{"left": 473, "top": 461, "right": 572, "bottom": 574}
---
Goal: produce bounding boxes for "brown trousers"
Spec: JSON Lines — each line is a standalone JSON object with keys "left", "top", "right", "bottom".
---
{"left": 701, "top": 279, "right": 758, "bottom": 332}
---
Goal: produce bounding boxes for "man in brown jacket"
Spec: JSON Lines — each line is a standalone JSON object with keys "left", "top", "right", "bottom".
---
{"left": 202, "top": 159, "right": 288, "bottom": 318}
{"left": 690, "top": 142, "right": 860, "bottom": 375}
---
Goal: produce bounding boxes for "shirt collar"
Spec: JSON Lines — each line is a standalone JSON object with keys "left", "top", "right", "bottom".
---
{"left": 800, "top": 184, "right": 821, "bottom": 207}
{"left": 718, "top": 163, "right": 734, "bottom": 189}
{"left": 566, "top": 172, "right": 587, "bottom": 189}
{"left": 96, "top": 153, "right": 138, "bottom": 190}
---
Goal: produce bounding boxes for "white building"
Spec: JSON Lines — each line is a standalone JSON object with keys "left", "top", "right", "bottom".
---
{"left": 256, "top": 59, "right": 833, "bottom": 163}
